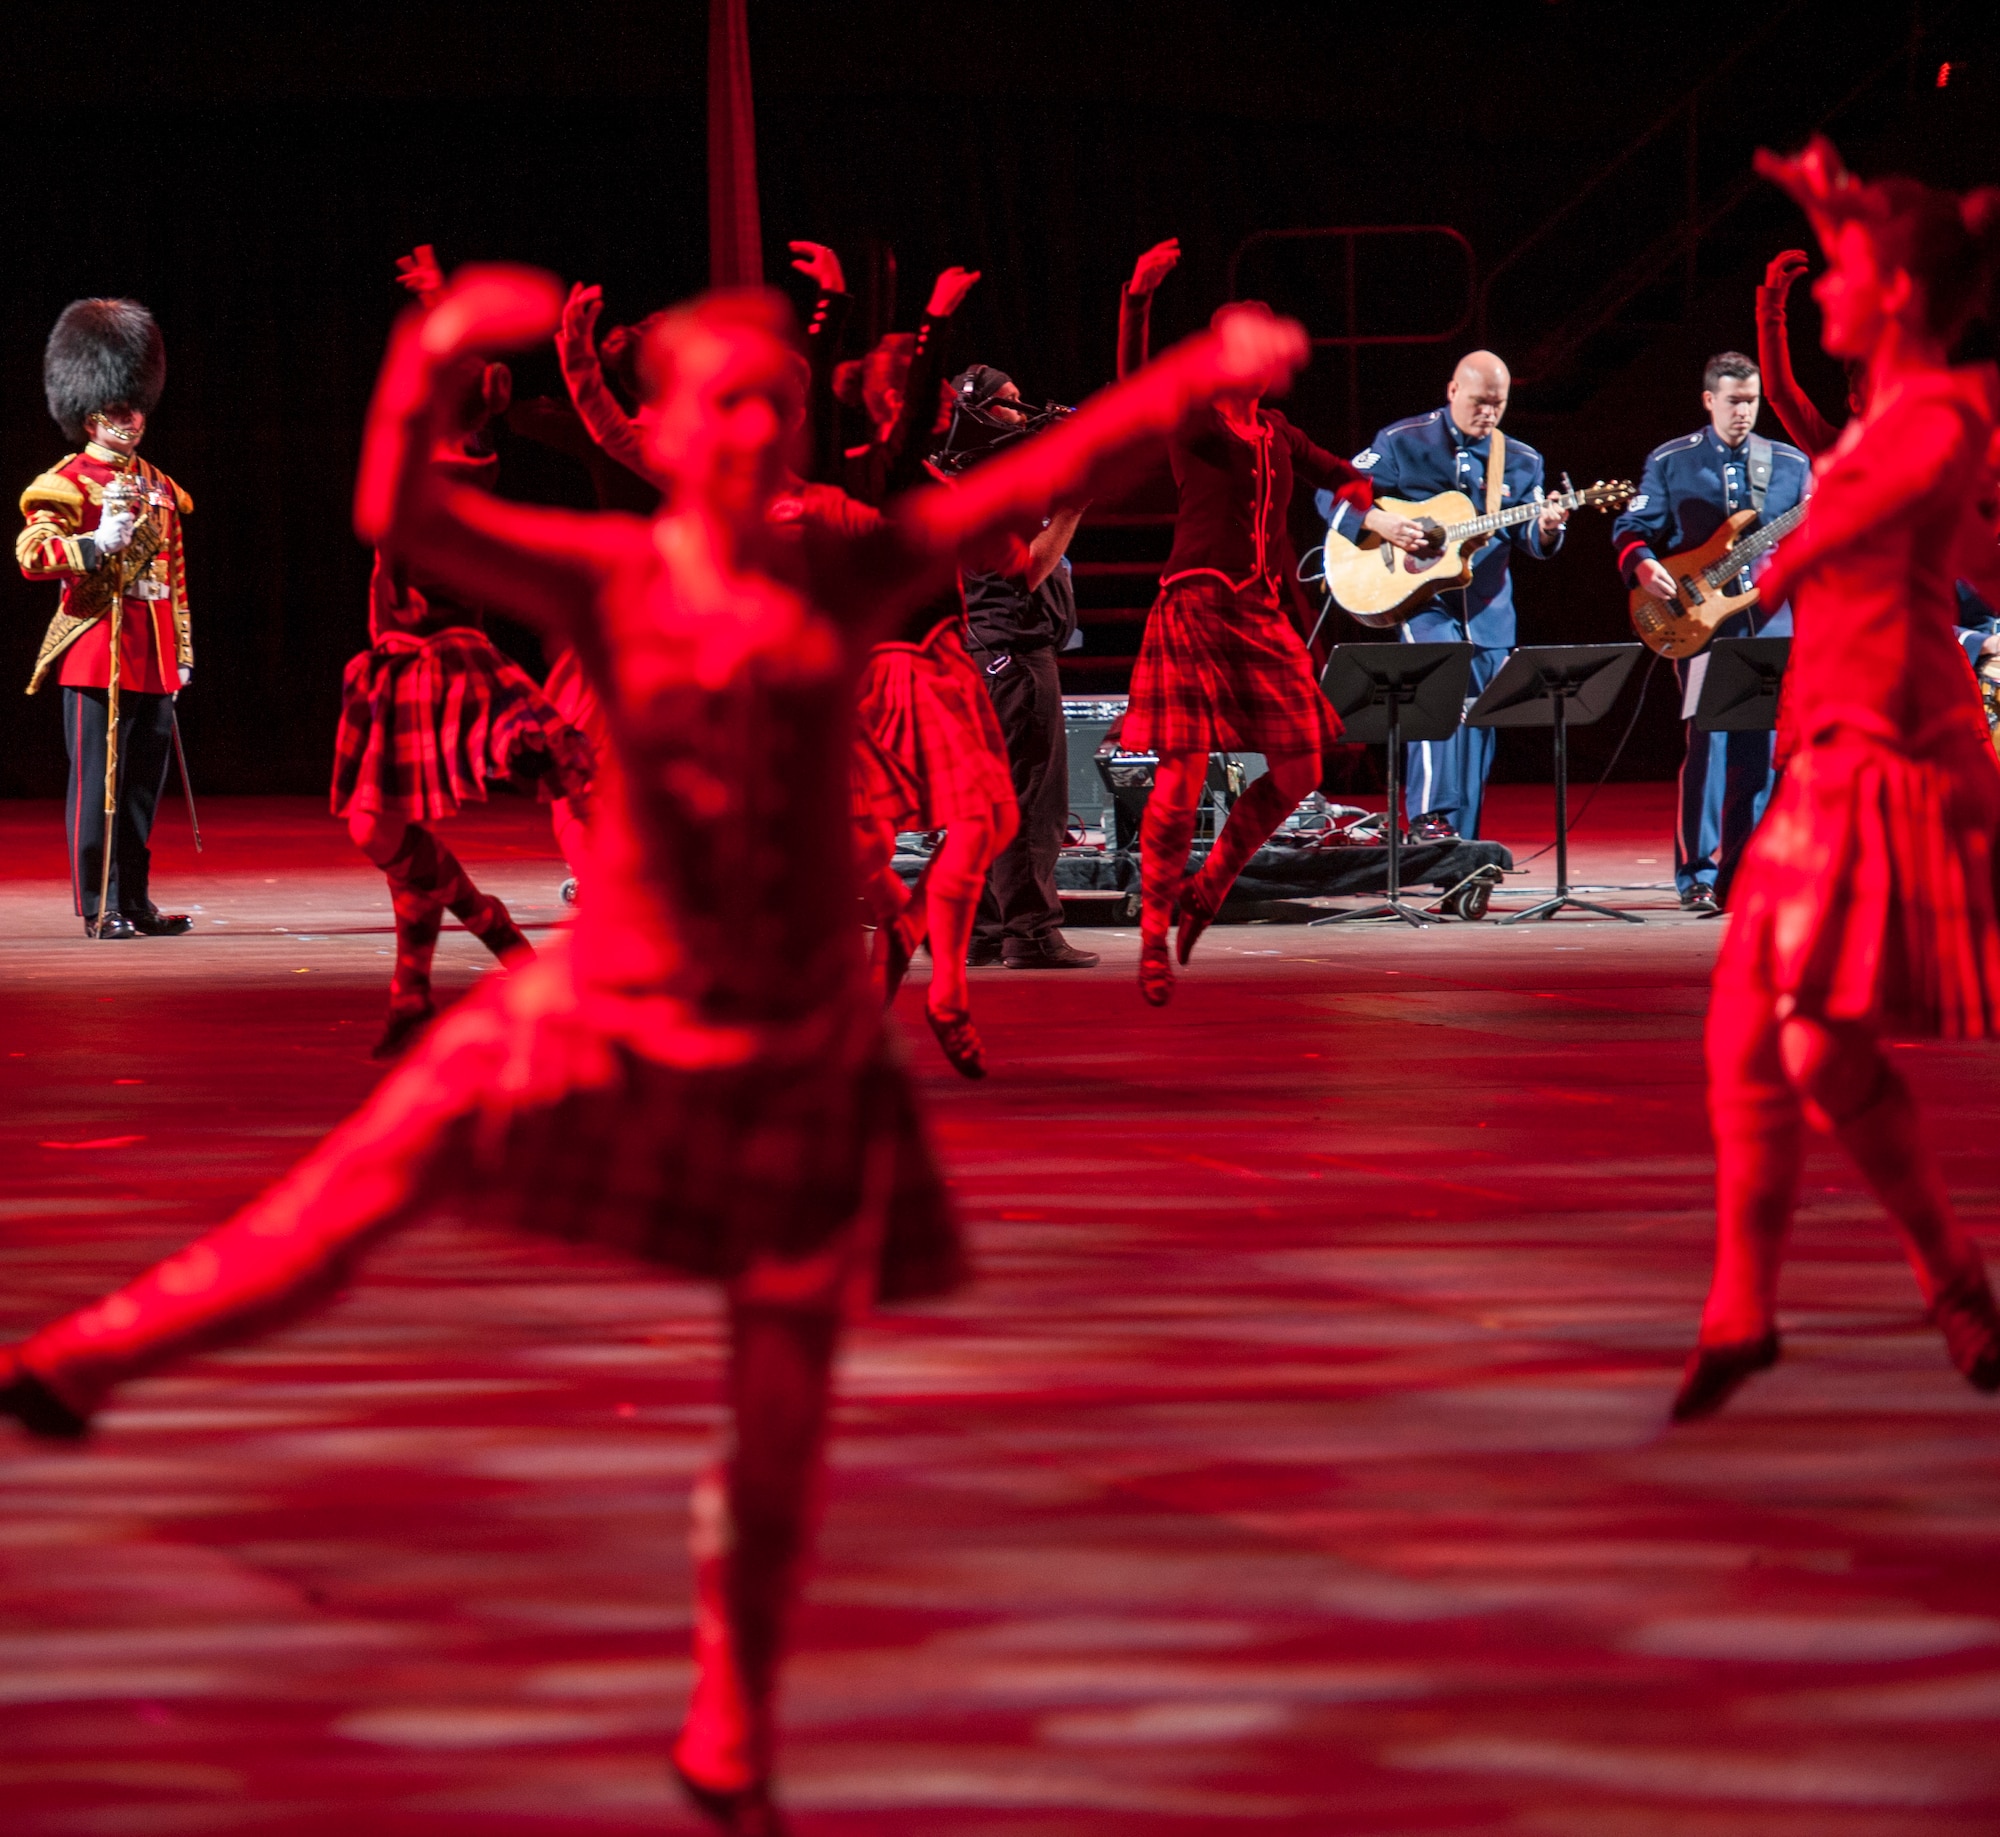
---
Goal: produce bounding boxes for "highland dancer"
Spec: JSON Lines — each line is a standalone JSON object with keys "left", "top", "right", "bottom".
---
{"left": 0, "top": 262, "right": 1309, "bottom": 1830}
{"left": 1676, "top": 141, "right": 2000, "bottom": 1420}
{"left": 332, "top": 248, "right": 594, "bottom": 1058}
{"left": 17, "top": 299, "right": 196, "bottom": 939}
{"left": 1116, "top": 269, "right": 1377, "bottom": 1005}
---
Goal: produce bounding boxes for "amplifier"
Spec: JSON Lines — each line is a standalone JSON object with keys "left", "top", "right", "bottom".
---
{"left": 1062, "top": 697, "right": 1268, "bottom": 849}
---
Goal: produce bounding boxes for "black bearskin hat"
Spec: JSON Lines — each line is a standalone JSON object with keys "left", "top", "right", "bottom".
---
{"left": 44, "top": 298, "right": 166, "bottom": 443}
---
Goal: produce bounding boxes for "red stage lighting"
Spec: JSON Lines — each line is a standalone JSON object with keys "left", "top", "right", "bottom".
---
{"left": 1937, "top": 61, "right": 1952, "bottom": 88}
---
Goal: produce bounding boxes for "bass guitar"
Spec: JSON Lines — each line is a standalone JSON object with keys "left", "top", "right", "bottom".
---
{"left": 1324, "top": 479, "right": 1633, "bottom": 628}
{"left": 1626, "top": 500, "right": 1808, "bottom": 659}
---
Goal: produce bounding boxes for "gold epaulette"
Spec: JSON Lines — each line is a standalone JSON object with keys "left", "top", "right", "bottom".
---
{"left": 141, "top": 460, "right": 192, "bottom": 516}
{"left": 20, "top": 465, "right": 83, "bottom": 518}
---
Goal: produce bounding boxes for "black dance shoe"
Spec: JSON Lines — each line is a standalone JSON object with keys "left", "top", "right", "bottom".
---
{"left": 927, "top": 1006, "right": 987, "bottom": 1079}
{"left": 88, "top": 913, "right": 139, "bottom": 940}
{"left": 1670, "top": 1330, "right": 1780, "bottom": 1422}
{"left": 372, "top": 998, "right": 437, "bottom": 1062}
{"left": 1931, "top": 1267, "right": 2000, "bottom": 1392}
{"left": 1174, "top": 889, "right": 1219, "bottom": 967}
{"left": 1003, "top": 933, "right": 1100, "bottom": 970}
{"left": 124, "top": 905, "right": 193, "bottom": 936}
{"left": 0, "top": 1351, "right": 90, "bottom": 1440}
{"left": 671, "top": 1759, "right": 791, "bottom": 1835}
{"left": 1138, "top": 935, "right": 1175, "bottom": 1007}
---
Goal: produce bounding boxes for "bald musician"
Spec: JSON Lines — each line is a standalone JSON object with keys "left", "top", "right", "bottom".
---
{"left": 1320, "top": 352, "right": 1568, "bottom": 841}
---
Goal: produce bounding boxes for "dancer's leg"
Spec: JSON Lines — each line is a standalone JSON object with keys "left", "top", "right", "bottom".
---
{"left": 674, "top": 1302, "right": 839, "bottom": 1799}
{"left": 1137, "top": 752, "right": 1205, "bottom": 1003}
{"left": 1698, "top": 975, "right": 1803, "bottom": 1345}
{"left": 923, "top": 813, "right": 1007, "bottom": 1023}
{"left": 1779, "top": 1016, "right": 1979, "bottom": 1301}
{"left": 1182, "top": 750, "right": 1318, "bottom": 950}
{"left": 5, "top": 1029, "right": 483, "bottom": 1423}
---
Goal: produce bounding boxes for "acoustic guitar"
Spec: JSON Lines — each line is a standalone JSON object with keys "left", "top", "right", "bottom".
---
{"left": 1626, "top": 500, "right": 1809, "bottom": 659}
{"left": 1324, "top": 480, "right": 1633, "bottom": 628}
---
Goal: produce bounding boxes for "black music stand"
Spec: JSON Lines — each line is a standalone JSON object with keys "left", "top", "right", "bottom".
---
{"left": 1310, "top": 641, "right": 1475, "bottom": 927}
{"left": 1468, "top": 643, "right": 1644, "bottom": 925}
{"left": 1694, "top": 636, "right": 1791, "bottom": 733}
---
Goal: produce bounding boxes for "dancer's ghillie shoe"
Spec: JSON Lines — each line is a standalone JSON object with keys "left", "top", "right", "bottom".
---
{"left": 671, "top": 1759, "right": 790, "bottom": 1836}
{"left": 1138, "top": 934, "right": 1175, "bottom": 1007}
{"left": 0, "top": 1351, "right": 90, "bottom": 1441}
{"left": 1931, "top": 1263, "right": 2000, "bottom": 1392}
{"left": 372, "top": 995, "right": 438, "bottom": 1062}
{"left": 927, "top": 1005, "right": 987, "bottom": 1079}
{"left": 1175, "top": 885, "right": 1218, "bottom": 967}
{"left": 1669, "top": 1330, "right": 1780, "bottom": 1422}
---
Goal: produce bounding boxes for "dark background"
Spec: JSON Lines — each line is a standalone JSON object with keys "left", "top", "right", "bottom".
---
{"left": 2, "top": 0, "right": 1995, "bottom": 798}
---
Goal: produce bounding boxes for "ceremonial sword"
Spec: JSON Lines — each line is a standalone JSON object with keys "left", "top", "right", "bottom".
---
{"left": 169, "top": 699, "right": 201, "bottom": 851}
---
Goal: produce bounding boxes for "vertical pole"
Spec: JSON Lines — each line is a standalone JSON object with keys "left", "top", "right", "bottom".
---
{"left": 1384, "top": 693, "right": 1402, "bottom": 905}
{"left": 1551, "top": 687, "right": 1571, "bottom": 899}
{"left": 707, "top": 0, "right": 763, "bottom": 287}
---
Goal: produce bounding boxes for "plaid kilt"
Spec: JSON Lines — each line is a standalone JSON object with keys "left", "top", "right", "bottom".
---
{"left": 332, "top": 627, "right": 596, "bottom": 821}
{"left": 852, "top": 622, "right": 1018, "bottom": 838}
{"left": 399, "top": 956, "right": 966, "bottom": 1306}
{"left": 1124, "top": 576, "right": 1341, "bottom": 757}
{"left": 1723, "top": 724, "right": 2000, "bottom": 1039}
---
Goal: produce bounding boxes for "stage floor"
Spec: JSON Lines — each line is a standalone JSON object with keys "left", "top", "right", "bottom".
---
{"left": 5, "top": 785, "right": 2000, "bottom": 1835}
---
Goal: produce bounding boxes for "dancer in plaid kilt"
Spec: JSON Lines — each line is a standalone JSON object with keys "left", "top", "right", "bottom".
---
{"left": 1675, "top": 141, "right": 2000, "bottom": 1422}
{"left": 831, "top": 261, "right": 1019, "bottom": 1077}
{"left": 334, "top": 248, "right": 595, "bottom": 1059}
{"left": 0, "top": 267, "right": 1310, "bottom": 1831}
{"left": 1117, "top": 278, "right": 1375, "bottom": 1005}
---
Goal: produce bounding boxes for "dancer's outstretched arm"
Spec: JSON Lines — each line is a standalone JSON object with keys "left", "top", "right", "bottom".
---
{"left": 356, "top": 267, "right": 647, "bottom": 641}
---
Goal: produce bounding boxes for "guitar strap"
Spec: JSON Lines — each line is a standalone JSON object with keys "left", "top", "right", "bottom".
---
{"left": 1485, "top": 429, "right": 1506, "bottom": 521}
{"left": 1747, "top": 433, "right": 1772, "bottom": 516}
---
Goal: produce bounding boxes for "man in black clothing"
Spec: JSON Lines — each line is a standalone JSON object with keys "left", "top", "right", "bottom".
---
{"left": 949, "top": 365, "right": 1100, "bottom": 970}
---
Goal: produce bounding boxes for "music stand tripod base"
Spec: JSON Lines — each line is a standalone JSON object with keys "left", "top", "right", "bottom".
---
{"left": 1467, "top": 642, "right": 1645, "bottom": 925}
{"left": 1309, "top": 640, "right": 1477, "bottom": 929}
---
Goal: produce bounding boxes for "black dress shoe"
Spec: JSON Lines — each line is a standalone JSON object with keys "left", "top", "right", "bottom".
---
{"left": 1670, "top": 1330, "right": 1780, "bottom": 1422}
{"left": 965, "top": 936, "right": 1005, "bottom": 968}
{"left": 1931, "top": 1266, "right": 2000, "bottom": 1392}
{"left": 0, "top": 1351, "right": 90, "bottom": 1440}
{"left": 1679, "top": 883, "right": 1720, "bottom": 915}
{"left": 88, "top": 913, "right": 140, "bottom": 939}
{"left": 124, "top": 906, "right": 193, "bottom": 936}
{"left": 672, "top": 1758, "right": 790, "bottom": 1834}
{"left": 1003, "top": 934, "right": 1101, "bottom": 970}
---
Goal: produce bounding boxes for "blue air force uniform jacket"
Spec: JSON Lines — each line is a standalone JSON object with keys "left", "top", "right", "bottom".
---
{"left": 1610, "top": 426, "right": 1811, "bottom": 632}
{"left": 1318, "top": 408, "right": 1563, "bottom": 650}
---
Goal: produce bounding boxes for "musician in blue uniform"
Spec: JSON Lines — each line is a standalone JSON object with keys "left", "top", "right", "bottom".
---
{"left": 1612, "top": 352, "right": 1811, "bottom": 911}
{"left": 1321, "top": 351, "right": 1568, "bottom": 840}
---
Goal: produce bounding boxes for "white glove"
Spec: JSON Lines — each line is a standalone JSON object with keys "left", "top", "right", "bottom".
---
{"left": 178, "top": 665, "right": 192, "bottom": 688}
{"left": 93, "top": 509, "right": 137, "bottom": 557}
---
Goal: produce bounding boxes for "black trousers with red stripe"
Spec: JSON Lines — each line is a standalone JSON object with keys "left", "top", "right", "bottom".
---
{"left": 63, "top": 687, "right": 175, "bottom": 920}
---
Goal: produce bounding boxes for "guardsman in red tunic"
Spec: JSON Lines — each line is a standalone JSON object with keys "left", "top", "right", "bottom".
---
{"left": 18, "top": 298, "right": 194, "bottom": 938}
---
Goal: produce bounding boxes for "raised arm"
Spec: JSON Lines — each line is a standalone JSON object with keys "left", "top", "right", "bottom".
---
{"left": 903, "top": 305, "right": 1309, "bottom": 561}
{"left": 1117, "top": 237, "right": 1179, "bottom": 381}
{"left": 555, "top": 283, "right": 663, "bottom": 487}
{"left": 355, "top": 266, "right": 636, "bottom": 639}
{"left": 790, "top": 241, "right": 853, "bottom": 485}
{"left": 1756, "top": 250, "right": 1842, "bottom": 459}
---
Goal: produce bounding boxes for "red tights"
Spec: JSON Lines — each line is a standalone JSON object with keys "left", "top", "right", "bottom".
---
{"left": 1140, "top": 750, "right": 1318, "bottom": 941}
{"left": 855, "top": 811, "right": 1010, "bottom": 1020}
{"left": 1702, "top": 956, "right": 1980, "bottom": 1344}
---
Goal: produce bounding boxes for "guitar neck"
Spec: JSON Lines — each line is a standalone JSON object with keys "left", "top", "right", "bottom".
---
{"left": 1444, "top": 489, "right": 1591, "bottom": 543}
{"left": 1703, "top": 500, "right": 1807, "bottom": 586}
